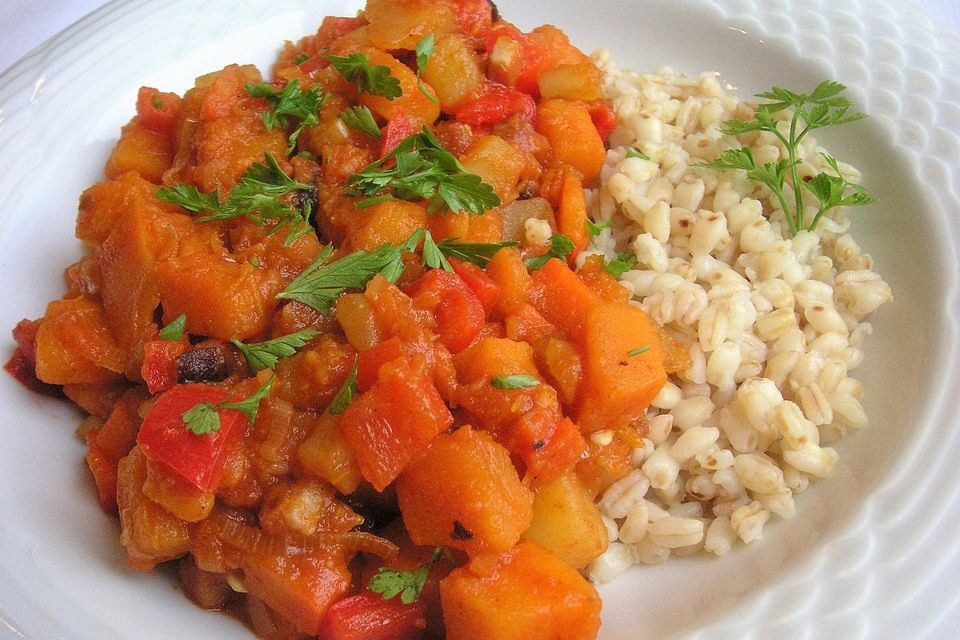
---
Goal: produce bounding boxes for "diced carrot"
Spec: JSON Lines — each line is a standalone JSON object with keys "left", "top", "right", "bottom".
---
{"left": 557, "top": 171, "right": 589, "bottom": 255}
{"left": 397, "top": 426, "right": 533, "bottom": 555}
{"left": 484, "top": 247, "right": 530, "bottom": 314}
{"left": 339, "top": 356, "right": 453, "bottom": 491}
{"left": 574, "top": 303, "right": 667, "bottom": 432}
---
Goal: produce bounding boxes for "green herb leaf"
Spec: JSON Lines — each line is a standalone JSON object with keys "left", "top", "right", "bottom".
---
{"left": 293, "top": 53, "right": 309, "bottom": 65}
{"left": 490, "top": 374, "right": 540, "bottom": 390}
{"left": 626, "top": 147, "right": 649, "bottom": 160}
{"left": 159, "top": 313, "right": 187, "bottom": 341}
{"left": 220, "top": 377, "right": 275, "bottom": 425}
{"left": 369, "top": 548, "right": 442, "bottom": 604}
{"left": 435, "top": 238, "right": 518, "bottom": 268}
{"left": 347, "top": 127, "right": 500, "bottom": 215}
{"left": 421, "top": 230, "right": 453, "bottom": 272}
{"left": 158, "top": 153, "right": 314, "bottom": 247}
{"left": 338, "top": 106, "right": 382, "bottom": 139}
{"left": 328, "top": 52, "right": 402, "bottom": 100}
{"left": 231, "top": 329, "right": 319, "bottom": 372}
{"left": 586, "top": 220, "right": 612, "bottom": 239}
{"left": 524, "top": 234, "right": 575, "bottom": 270}
{"left": 604, "top": 251, "right": 638, "bottom": 278}
{"left": 246, "top": 80, "right": 328, "bottom": 154}
{"left": 327, "top": 356, "right": 359, "bottom": 416}
{"left": 182, "top": 402, "right": 221, "bottom": 435}
{"left": 701, "top": 81, "right": 871, "bottom": 234}
{"left": 627, "top": 345, "right": 651, "bottom": 357}
{"left": 414, "top": 33, "right": 439, "bottom": 105}
{"left": 277, "top": 243, "right": 404, "bottom": 314}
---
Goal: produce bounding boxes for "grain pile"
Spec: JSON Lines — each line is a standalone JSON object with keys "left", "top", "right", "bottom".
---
{"left": 581, "top": 52, "right": 893, "bottom": 580}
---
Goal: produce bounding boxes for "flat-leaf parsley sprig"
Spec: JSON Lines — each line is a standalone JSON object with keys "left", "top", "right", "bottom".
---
{"left": 182, "top": 376, "right": 275, "bottom": 435}
{"left": 328, "top": 52, "right": 402, "bottom": 100}
{"left": 157, "top": 153, "right": 314, "bottom": 246}
{"left": 231, "top": 329, "right": 319, "bottom": 372}
{"left": 346, "top": 126, "right": 501, "bottom": 215}
{"left": 246, "top": 79, "right": 328, "bottom": 154}
{"left": 698, "top": 80, "right": 873, "bottom": 235}
{"left": 369, "top": 548, "right": 444, "bottom": 604}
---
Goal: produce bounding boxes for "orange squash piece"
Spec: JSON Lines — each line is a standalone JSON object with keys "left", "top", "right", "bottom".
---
{"left": 452, "top": 336, "right": 539, "bottom": 385}
{"left": 575, "top": 302, "right": 667, "bottom": 432}
{"left": 338, "top": 356, "right": 452, "bottom": 491}
{"left": 439, "top": 540, "right": 601, "bottom": 640}
{"left": 528, "top": 258, "right": 599, "bottom": 340}
{"left": 535, "top": 99, "right": 606, "bottom": 184}
{"left": 105, "top": 118, "right": 174, "bottom": 184}
{"left": 396, "top": 426, "right": 533, "bottom": 556}
{"left": 34, "top": 297, "right": 125, "bottom": 385}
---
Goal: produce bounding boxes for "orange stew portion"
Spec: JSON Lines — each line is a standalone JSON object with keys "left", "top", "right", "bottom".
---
{"left": 7, "top": 1, "right": 672, "bottom": 638}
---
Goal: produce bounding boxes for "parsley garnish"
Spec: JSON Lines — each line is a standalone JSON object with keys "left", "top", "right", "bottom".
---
{"left": 524, "top": 234, "right": 575, "bottom": 270}
{"left": 327, "top": 356, "right": 359, "bottom": 415}
{"left": 627, "top": 345, "right": 651, "bottom": 357}
{"left": 231, "top": 329, "right": 319, "bottom": 372}
{"left": 157, "top": 153, "right": 314, "bottom": 247}
{"left": 338, "top": 105, "right": 382, "bottom": 139}
{"left": 158, "top": 314, "right": 186, "bottom": 341}
{"left": 586, "top": 220, "right": 612, "bottom": 239}
{"left": 490, "top": 374, "right": 539, "bottom": 390}
{"left": 403, "top": 229, "right": 453, "bottom": 272}
{"left": 293, "top": 53, "right": 309, "bottom": 65}
{"left": 276, "top": 243, "right": 405, "bottom": 314}
{"left": 625, "top": 147, "right": 649, "bottom": 160}
{"left": 603, "top": 251, "right": 638, "bottom": 278}
{"left": 369, "top": 548, "right": 443, "bottom": 604}
{"left": 328, "top": 52, "right": 402, "bottom": 100}
{"left": 435, "top": 238, "right": 518, "bottom": 268}
{"left": 698, "top": 81, "right": 872, "bottom": 234}
{"left": 415, "top": 34, "right": 439, "bottom": 105}
{"left": 347, "top": 127, "right": 500, "bottom": 215}
{"left": 151, "top": 95, "right": 164, "bottom": 110}
{"left": 246, "top": 80, "right": 327, "bottom": 154}
{"left": 182, "top": 377, "right": 274, "bottom": 435}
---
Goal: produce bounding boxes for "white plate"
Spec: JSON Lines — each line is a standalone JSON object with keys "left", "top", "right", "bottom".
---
{"left": 1, "top": 1, "right": 959, "bottom": 638}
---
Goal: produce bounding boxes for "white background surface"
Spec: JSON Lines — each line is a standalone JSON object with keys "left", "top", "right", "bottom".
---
{"left": 0, "top": 0, "right": 959, "bottom": 75}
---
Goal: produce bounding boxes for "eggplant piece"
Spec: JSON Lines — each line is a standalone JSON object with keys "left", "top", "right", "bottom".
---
{"left": 488, "top": 0, "right": 500, "bottom": 22}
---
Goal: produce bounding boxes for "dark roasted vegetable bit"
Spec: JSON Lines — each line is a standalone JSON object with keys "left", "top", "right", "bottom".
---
{"left": 176, "top": 346, "right": 230, "bottom": 383}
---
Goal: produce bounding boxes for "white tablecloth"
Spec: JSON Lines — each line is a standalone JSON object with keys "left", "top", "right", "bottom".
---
{"left": 1, "top": 0, "right": 959, "bottom": 74}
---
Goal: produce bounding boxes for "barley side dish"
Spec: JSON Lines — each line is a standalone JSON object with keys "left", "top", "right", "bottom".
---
{"left": 583, "top": 52, "right": 892, "bottom": 580}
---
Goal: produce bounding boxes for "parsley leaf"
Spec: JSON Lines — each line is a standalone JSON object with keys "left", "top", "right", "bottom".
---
{"left": 626, "top": 147, "right": 649, "bottom": 160}
{"left": 415, "top": 33, "right": 439, "bottom": 104}
{"left": 293, "top": 53, "right": 309, "bottom": 65}
{"left": 159, "top": 314, "right": 187, "bottom": 341}
{"left": 586, "top": 219, "right": 612, "bottom": 239}
{"left": 435, "top": 238, "right": 518, "bottom": 268}
{"left": 603, "top": 251, "right": 638, "bottom": 278}
{"left": 524, "top": 234, "right": 575, "bottom": 270}
{"left": 339, "top": 105, "right": 382, "bottom": 139}
{"left": 627, "top": 345, "right": 651, "bottom": 357}
{"left": 328, "top": 52, "right": 402, "bottom": 100}
{"left": 246, "top": 80, "right": 328, "bottom": 154}
{"left": 157, "top": 153, "right": 314, "bottom": 247}
{"left": 491, "top": 374, "right": 540, "bottom": 390}
{"left": 220, "top": 377, "right": 275, "bottom": 425}
{"left": 698, "top": 81, "right": 872, "bottom": 234}
{"left": 327, "top": 356, "right": 359, "bottom": 415}
{"left": 231, "top": 329, "right": 319, "bottom": 372}
{"left": 277, "top": 243, "right": 405, "bottom": 314}
{"left": 348, "top": 127, "right": 500, "bottom": 215}
{"left": 182, "top": 402, "right": 220, "bottom": 435}
{"left": 369, "top": 548, "right": 443, "bottom": 605}
{"left": 181, "top": 377, "right": 274, "bottom": 435}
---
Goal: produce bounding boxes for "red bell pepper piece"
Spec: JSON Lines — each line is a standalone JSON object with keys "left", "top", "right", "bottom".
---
{"left": 136, "top": 384, "right": 246, "bottom": 492}
{"left": 449, "top": 0, "right": 493, "bottom": 36}
{"left": 140, "top": 338, "right": 188, "bottom": 394}
{"left": 448, "top": 258, "right": 500, "bottom": 315}
{"left": 454, "top": 83, "right": 536, "bottom": 126}
{"left": 411, "top": 269, "right": 486, "bottom": 353}
{"left": 588, "top": 102, "right": 618, "bottom": 141}
{"left": 356, "top": 336, "right": 404, "bottom": 392}
{"left": 379, "top": 114, "right": 420, "bottom": 157}
{"left": 318, "top": 591, "right": 427, "bottom": 640}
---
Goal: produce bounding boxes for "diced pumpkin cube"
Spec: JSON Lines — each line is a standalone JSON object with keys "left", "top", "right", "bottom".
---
{"left": 535, "top": 99, "right": 606, "bottom": 184}
{"left": 339, "top": 356, "right": 453, "bottom": 491}
{"left": 556, "top": 171, "right": 589, "bottom": 254}
{"left": 365, "top": 0, "right": 457, "bottom": 50}
{"left": 34, "top": 297, "right": 125, "bottom": 385}
{"left": 522, "top": 470, "right": 608, "bottom": 568}
{"left": 397, "top": 426, "right": 532, "bottom": 555}
{"left": 439, "top": 540, "right": 601, "bottom": 640}
{"left": 348, "top": 199, "right": 428, "bottom": 251}
{"left": 528, "top": 258, "right": 600, "bottom": 340}
{"left": 484, "top": 247, "right": 530, "bottom": 313}
{"left": 452, "top": 337, "right": 539, "bottom": 385}
{"left": 76, "top": 171, "right": 180, "bottom": 244}
{"left": 575, "top": 303, "right": 667, "bottom": 432}
{"left": 105, "top": 118, "right": 174, "bottom": 184}
{"left": 241, "top": 550, "right": 352, "bottom": 636}
{"left": 534, "top": 336, "right": 582, "bottom": 406}
{"left": 116, "top": 447, "right": 191, "bottom": 571}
